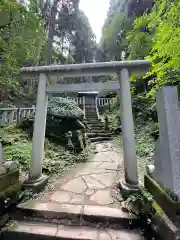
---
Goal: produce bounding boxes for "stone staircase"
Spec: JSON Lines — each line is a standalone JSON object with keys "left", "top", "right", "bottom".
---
{"left": 85, "top": 112, "right": 112, "bottom": 143}
{"left": 1, "top": 201, "right": 143, "bottom": 240}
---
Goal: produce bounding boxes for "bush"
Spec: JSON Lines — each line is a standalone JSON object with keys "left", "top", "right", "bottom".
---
{"left": 1, "top": 125, "right": 90, "bottom": 174}
{"left": 132, "top": 94, "right": 157, "bottom": 122}
{"left": 4, "top": 141, "right": 31, "bottom": 169}
{"left": 135, "top": 122, "right": 155, "bottom": 161}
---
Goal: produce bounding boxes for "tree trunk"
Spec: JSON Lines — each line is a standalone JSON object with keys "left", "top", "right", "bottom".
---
{"left": 45, "top": 0, "right": 59, "bottom": 65}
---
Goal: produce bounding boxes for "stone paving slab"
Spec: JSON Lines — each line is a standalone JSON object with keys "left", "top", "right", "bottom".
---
{"left": 82, "top": 205, "right": 136, "bottom": 220}
{"left": 61, "top": 177, "right": 87, "bottom": 194}
{"left": 90, "top": 190, "right": 114, "bottom": 205}
{"left": 18, "top": 201, "right": 83, "bottom": 218}
{"left": 14, "top": 221, "right": 58, "bottom": 236}
{"left": 75, "top": 168, "right": 117, "bottom": 176}
{"left": 90, "top": 172, "right": 118, "bottom": 188}
{"left": 82, "top": 175, "right": 105, "bottom": 189}
{"left": 56, "top": 224, "right": 98, "bottom": 240}
{"left": 50, "top": 190, "right": 73, "bottom": 203}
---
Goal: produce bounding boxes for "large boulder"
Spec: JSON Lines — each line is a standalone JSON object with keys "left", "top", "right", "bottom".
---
{"left": 46, "top": 97, "right": 85, "bottom": 137}
{"left": 20, "top": 97, "right": 86, "bottom": 144}
{"left": 47, "top": 97, "right": 84, "bottom": 119}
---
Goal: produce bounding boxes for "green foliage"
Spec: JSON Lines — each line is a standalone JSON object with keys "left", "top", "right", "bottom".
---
{"left": 135, "top": 122, "right": 154, "bottom": 161}
{"left": 102, "top": 0, "right": 180, "bottom": 111}
{"left": 0, "top": 0, "right": 45, "bottom": 100}
{"left": 106, "top": 105, "right": 154, "bottom": 161}
{"left": 70, "top": 10, "right": 96, "bottom": 63}
{"left": 132, "top": 94, "right": 157, "bottom": 122}
{"left": 4, "top": 141, "right": 31, "bottom": 169}
{"left": 127, "top": 0, "right": 180, "bottom": 98}
{"left": 0, "top": 0, "right": 96, "bottom": 102}
{"left": 101, "top": 12, "right": 127, "bottom": 60}
{"left": 127, "top": 190, "right": 153, "bottom": 205}
{"left": 145, "top": 0, "right": 180, "bottom": 94}
{"left": 0, "top": 125, "right": 89, "bottom": 175}
{"left": 127, "top": 14, "right": 152, "bottom": 60}
{"left": 43, "top": 139, "right": 89, "bottom": 174}
{"left": 0, "top": 125, "right": 31, "bottom": 169}
{"left": 104, "top": 107, "right": 121, "bottom": 132}
{"left": 105, "top": 106, "right": 155, "bottom": 185}
{"left": 41, "top": 0, "right": 96, "bottom": 64}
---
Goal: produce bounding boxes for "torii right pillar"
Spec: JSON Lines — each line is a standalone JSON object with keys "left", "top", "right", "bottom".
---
{"left": 118, "top": 68, "right": 139, "bottom": 195}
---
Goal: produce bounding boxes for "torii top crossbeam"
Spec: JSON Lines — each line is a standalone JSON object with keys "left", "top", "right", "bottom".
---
{"left": 21, "top": 60, "right": 151, "bottom": 77}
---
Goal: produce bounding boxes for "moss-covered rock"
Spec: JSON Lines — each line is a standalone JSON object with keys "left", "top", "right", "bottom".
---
{"left": 47, "top": 97, "right": 83, "bottom": 118}
{"left": 20, "top": 97, "right": 85, "bottom": 137}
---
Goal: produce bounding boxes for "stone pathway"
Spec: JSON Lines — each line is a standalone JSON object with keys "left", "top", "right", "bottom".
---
{"left": 3, "top": 142, "right": 145, "bottom": 240}
{"left": 43, "top": 141, "right": 124, "bottom": 207}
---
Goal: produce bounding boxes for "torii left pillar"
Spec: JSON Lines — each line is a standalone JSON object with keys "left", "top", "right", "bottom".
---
{"left": 23, "top": 73, "right": 49, "bottom": 190}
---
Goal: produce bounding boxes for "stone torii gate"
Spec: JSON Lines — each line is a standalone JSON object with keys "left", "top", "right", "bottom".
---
{"left": 21, "top": 60, "right": 150, "bottom": 193}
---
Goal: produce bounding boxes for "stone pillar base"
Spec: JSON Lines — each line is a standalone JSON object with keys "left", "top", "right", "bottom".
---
{"left": 23, "top": 175, "right": 48, "bottom": 193}
{"left": 118, "top": 179, "right": 139, "bottom": 198}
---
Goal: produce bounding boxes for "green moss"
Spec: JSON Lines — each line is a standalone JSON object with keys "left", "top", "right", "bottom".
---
{"left": 145, "top": 173, "right": 180, "bottom": 204}
{"left": 7, "top": 222, "right": 18, "bottom": 231}
{"left": 152, "top": 202, "right": 163, "bottom": 217}
{"left": 0, "top": 183, "right": 21, "bottom": 199}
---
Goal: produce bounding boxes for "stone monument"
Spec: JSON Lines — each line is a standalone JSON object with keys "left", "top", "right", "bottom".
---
{"left": 145, "top": 86, "right": 180, "bottom": 221}
{"left": 66, "top": 131, "right": 74, "bottom": 153}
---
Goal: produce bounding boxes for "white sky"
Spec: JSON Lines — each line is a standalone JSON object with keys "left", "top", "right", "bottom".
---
{"left": 79, "top": 0, "right": 109, "bottom": 42}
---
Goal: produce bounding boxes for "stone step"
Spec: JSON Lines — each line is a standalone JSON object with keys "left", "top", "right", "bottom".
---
{"left": 88, "top": 125, "right": 103, "bottom": 128}
{"left": 90, "top": 130, "right": 105, "bottom": 134}
{"left": 89, "top": 137, "right": 113, "bottom": 142}
{"left": 89, "top": 123, "right": 103, "bottom": 127}
{"left": 89, "top": 127, "right": 104, "bottom": 131}
{"left": 2, "top": 219, "right": 142, "bottom": 240}
{"left": 87, "top": 120, "right": 101, "bottom": 123}
{"left": 14, "top": 202, "right": 138, "bottom": 229}
{"left": 88, "top": 124, "right": 102, "bottom": 128}
{"left": 87, "top": 120, "right": 100, "bottom": 123}
{"left": 87, "top": 133, "right": 111, "bottom": 138}
{"left": 89, "top": 130, "right": 104, "bottom": 134}
{"left": 86, "top": 115, "right": 98, "bottom": 119}
{"left": 85, "top": 112, "right": 97, "bottom": 115}
{"left": 86, "top": 118, "right": 99, "bottom": 121}
{"left": 86, "top": 118, "right": 98, "bottom": 120}
{"left": 89, "top": 124, "right": 102, "bottom": 127}
{"left": 86, "top": 116, "right": 99, "bottom": 118}
{"left": 87, "top": 121, "right": 99, "bottom": 124}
